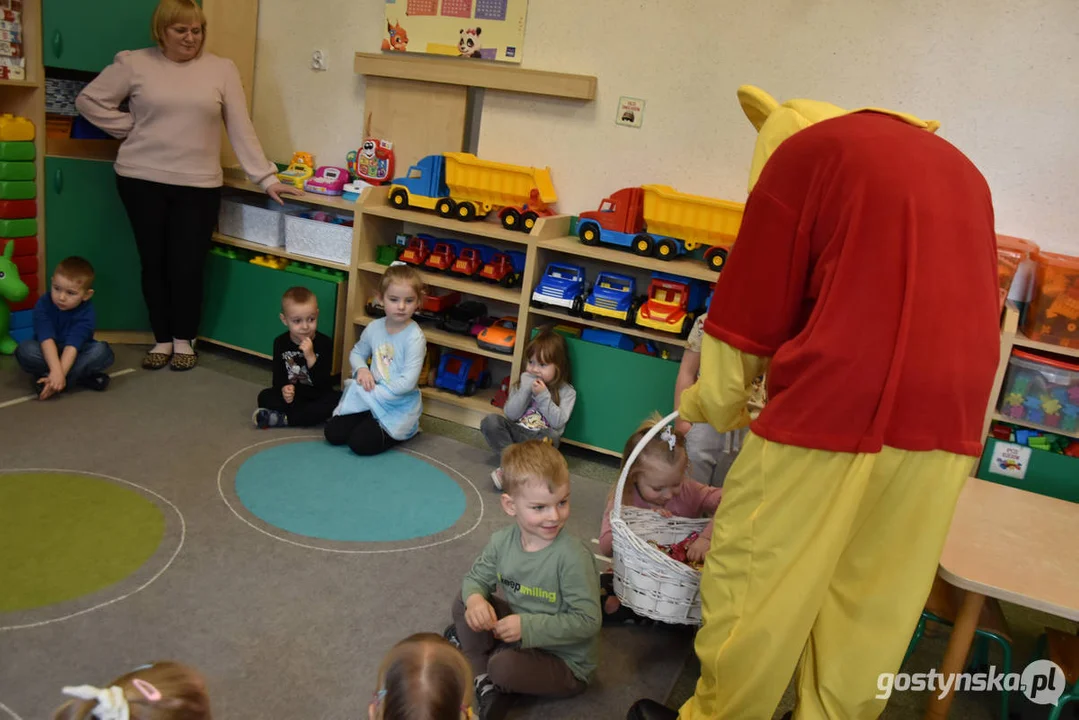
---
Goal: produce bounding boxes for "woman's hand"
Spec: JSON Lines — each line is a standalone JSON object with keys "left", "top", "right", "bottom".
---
{"left": 266, "top": 182, "right": 304, "bottom": 205}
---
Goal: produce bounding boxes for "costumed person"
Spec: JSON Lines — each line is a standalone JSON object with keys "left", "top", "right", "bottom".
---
{"left": 628, "top": 86, "right": 1000, "bottom": 720}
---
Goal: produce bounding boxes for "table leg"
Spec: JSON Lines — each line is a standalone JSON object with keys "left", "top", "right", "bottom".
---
{"left": 923, "top": 590, "right": 985, "bottom": 720}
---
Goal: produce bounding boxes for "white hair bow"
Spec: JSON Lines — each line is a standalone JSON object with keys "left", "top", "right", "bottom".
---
{"left": 659, "top": 425, "right": 676, "bottom": 451}
{"left": 62, "top": 685, "right": 129, "bottom": 720}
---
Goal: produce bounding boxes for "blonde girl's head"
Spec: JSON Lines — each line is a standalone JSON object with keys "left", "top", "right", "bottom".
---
{"left": 614, "top": 413, "right": 689, "bottom": 508}
{"left": 522, "top": 327, "right": 570, "bottom": 404}
{"left": 370, "top": 633, "right": 475, "bottom": 720}
{"left": 379, "top": 264, "right": 426, "bottom": 324}
{"left": 53, "top": 662, "right": 211, "bottom": 720}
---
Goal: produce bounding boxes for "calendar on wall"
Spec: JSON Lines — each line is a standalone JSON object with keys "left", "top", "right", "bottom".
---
{"left": 384, "top": 0, "right": 528, "bottom": 64}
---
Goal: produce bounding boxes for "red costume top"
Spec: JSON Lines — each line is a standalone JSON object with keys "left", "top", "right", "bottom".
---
{"left": 704, "top": 112, "right": 1000, "bottom": 456}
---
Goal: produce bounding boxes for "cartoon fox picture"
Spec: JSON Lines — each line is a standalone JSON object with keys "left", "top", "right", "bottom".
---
{"left": 382, "top": 20, "right": 408, "bottom": 52}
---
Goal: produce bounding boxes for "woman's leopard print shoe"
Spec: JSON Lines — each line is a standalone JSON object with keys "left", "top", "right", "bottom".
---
{"left": 142, "top": 351, "right": 171, "bottom": 370}
{"left": 169, "top": 352, "right": 198, "bottom": 371}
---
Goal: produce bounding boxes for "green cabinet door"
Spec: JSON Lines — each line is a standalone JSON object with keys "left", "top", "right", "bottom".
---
{"left": 43, "top": 0, "right": 160, "bottom": 72}
{"left": 45, "top": 157, "right": 150, "bottom": 331}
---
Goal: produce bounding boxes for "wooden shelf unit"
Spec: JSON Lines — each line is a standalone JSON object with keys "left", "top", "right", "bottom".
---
{"left": 529, "top": 306, "right": 689, "bottom": 349}
{"left": 212, "top": 232, "right": 350, "bottom": 272}
{"left": 357, "top": 261, "right": 522, "bottom": 305}
{"left": 45, "top": 137, "right": 121, "bottom": 161}
{"left": 537, "top": 234, "right": 720, "bottom": 283}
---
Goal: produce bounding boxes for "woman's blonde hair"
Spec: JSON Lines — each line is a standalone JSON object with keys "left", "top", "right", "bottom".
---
{"left": 516, "top": 326, "right": 570, "bottom": 405}
{"left": 611, "top": 412, "right": 689, "bottom": 504}
{"left": 151, "top": 0, "right": 207, "bottom": 51}
{"left": 53, "top": 662, "right": 211, "bottom": 720}
{"left": 372, "top": 633, "right": 474, "bottom": 720}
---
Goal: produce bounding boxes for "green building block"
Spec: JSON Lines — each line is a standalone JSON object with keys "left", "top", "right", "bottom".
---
{"left": 0, "top": 161, "right": 35, "bottom": 181}
{"left": 376, "top": 244, "right": 401, "bottom": 265}
{"left": 0, "top": 181, "right": 35, "bottom": 200}
{"left": 0, "top": 142, "right": 35, "bottom": 161}
{"left": 0, "top": 218, "right": 36, "bottom": 236}
{"left": 285, "top": 261, "right": 346, "bottom": 282}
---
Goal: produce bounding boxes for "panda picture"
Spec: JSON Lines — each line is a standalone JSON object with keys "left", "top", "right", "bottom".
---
{"left": 458, "top": 27, "right": 482, "bottom": 58}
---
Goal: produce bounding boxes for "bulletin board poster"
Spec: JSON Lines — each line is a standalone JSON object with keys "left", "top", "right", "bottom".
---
{"left": 383, "top": 0, "right": 529, "bottom": 64}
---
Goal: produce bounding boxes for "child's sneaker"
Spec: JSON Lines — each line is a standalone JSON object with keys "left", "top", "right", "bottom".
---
{"left": 491, "top": 467, "right": 503, "bottom": 490}
{"left": 252, "top": 408, "right": 288, "bottom": 429}
{"left": 442, "top": 623, "right": 461, "bottom": 649}
{"left": 475, "top": 675, "right": 513, "bottom": 720}
{"left": 77, "top": 372, "right": 110, "bottom": 392}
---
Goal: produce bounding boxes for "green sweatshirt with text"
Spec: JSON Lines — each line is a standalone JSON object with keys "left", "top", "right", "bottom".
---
{"left": 462, "top": 525, "right": 601, "bottom": 682}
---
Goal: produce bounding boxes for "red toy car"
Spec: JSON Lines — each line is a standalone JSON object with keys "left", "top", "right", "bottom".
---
{"left": 400, "top": 236, "right": 431, "bottom": 266}
{"left": 425, "top": 242, "right": 457, "bottom": 272}
{"left": 451, "top": 247, "right": 485, "bottom": 278}
{"left": 479, "top": 252, "right": 521, "bottom": 287}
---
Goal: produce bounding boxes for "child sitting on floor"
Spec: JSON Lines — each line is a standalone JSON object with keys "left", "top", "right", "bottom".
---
{"left": 444, "top": 440, "right": 600, "bottom": 720}
{"left": 480, "top": 327, "right": 576, "bottom": 490}
{"left": 53, "top": 661, "right": 211, "bottom": 720}
{"left": 370, "top": 632, "right": 474, "bottom": 719}
{"left": 597, "top": 413, "right": 723, "bottom": 622}
{"left": 15, "top": 256, "right": 114, "bottom": 400}
{"left": 253, "top": 286, "right": 340, "bottom": 428}
{"left": 325, "top": 264, "right": 426, "bottom": 456}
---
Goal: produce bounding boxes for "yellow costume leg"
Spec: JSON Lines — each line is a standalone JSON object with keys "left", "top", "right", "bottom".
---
{"left": 793, "top": 448, "right": 973, "bottom": 720}
{"left": 677, "top": 434, "right": 973, "bottom": 720}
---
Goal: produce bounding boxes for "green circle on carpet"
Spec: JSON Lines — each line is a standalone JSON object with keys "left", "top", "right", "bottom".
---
{"left": 0, "top": 472, "right": 165, "bottom": 613}
{"left": 234, "top": 442, "right": 466, "bottom": 542}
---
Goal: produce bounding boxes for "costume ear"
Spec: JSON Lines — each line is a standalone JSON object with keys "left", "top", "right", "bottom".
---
{"left": 737, "top": 85, "right": 779, "bottom": 132}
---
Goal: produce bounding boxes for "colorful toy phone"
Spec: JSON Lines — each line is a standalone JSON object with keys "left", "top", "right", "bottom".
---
{"left": 346, "top": 138, "right": 394, "bottom": 185}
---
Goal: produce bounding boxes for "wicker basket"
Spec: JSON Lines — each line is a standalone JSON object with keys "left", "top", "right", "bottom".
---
{"left": 610, "top": 409, "right": 709, "bottom": 625}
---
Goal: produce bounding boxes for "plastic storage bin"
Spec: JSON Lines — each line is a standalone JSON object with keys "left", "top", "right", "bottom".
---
{"left": 996, "top": 235, "right": 1038, "bottom": 309}
{"left": 998, "top": 349, "right": 1079, "bottom": 433}
{"left": 1022, "top": 250, "right": 1079, "bottom": 349}
{"left": 284, "top": 210, "right": 354, "bottom": 265}
{"left": 217, "top": 193, "right": 300, "bottom": 247}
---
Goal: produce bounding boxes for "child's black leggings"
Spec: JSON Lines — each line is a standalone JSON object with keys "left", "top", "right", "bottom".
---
{"left": 324, "top": 411, "right": 401, "bottom": 456}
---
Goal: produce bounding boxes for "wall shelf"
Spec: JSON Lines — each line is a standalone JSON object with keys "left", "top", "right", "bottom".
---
{"left": 354, "top": 52, "right": 596, "bottom": 101}
{"left": 222, "top": 168, "right": 360, "bottom": 214}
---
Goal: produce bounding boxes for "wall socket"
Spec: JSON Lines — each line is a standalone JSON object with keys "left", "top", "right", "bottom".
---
{"left": 311, "top": 50, "right": 327, "bottom": 71}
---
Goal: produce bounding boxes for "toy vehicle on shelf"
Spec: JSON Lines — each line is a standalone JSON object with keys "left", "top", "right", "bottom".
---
{"left": 492, "top": 376, "right": 510, "bottom": 408}
{"left": 582, "top": 272, "right": 638, "bottom": 325}
{"left": 531, "top": 262, "right": 586, "bottom": 315}
{"left": 425, "top": 240, "right": 465, "bottom": 272}
{"left": 276, "top": 151, "right": 315, "bottom": 189}
{"left": 450, "top": 244, "right": 496, "bottom": 278}
{"left": 479, "top": 250, "right": 526, "bottom": 287}
{"left": 576, "top": 185, "right": 744, "bottom": 271}
{"left": 635, "top": 272, "right": 710, "bottom": 336}
{"left": 441, "top": 300, "right": 488, "bottom": 335}
{"left": 477, "top": 316, "right": 517, "bottom": 355}
{"left": 304, "top": 166, "right": 349, "bottom": 195}
{"left": 413, "top": 289, "right": 462, "bottom": 324}
{"left": 399, "top": 235, "right": 432, "bottom": 266}
{"left": 434, "top": 352, "right": 492, "bottom": 396}
{"left": 387, "top": 153, "right": 557, "bottom": 233}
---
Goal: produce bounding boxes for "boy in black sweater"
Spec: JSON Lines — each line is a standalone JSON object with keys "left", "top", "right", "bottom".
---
{"left": 253, "top": 286, "right": 340, "bottom": 428}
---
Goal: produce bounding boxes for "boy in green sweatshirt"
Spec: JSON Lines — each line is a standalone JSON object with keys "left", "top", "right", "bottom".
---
{"left": 445, "top": 439, "right": 601, "bottom": 720}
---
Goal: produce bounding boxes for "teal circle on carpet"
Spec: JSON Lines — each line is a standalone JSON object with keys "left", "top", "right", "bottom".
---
{"left": 234, "top": 442, "right": 466, "bottom": 542}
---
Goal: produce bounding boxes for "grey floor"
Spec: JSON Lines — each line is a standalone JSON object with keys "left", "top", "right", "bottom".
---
{"left": 2, "top": 341, "right": 1076, "bottom": 719}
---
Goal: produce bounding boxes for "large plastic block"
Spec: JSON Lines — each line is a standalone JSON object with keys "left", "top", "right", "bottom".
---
{"left": 0, "top": 160, "right": 35, "bottom": 181}
{"left": 10, "top": 308, "right": 32, "bottom": 330}
{"left": 13, "top": 254, "right": 36, "bottom": 275}
{"left": 1, "top": 235, "right": 37, "bottom": 256}
{"left": 0, "top": 181, "right": 35, "bottom": 200}
{"left": 0, "top": 114, "right": 34, "bottom": 142}
{"left": 0, "top": 218, "right": 36, "bottom": 236}
{"left": 0, "top": 141, "right": 35, "bottom": 161}
{"left": 0, "top": 199, "right": 36, "bottom": 218}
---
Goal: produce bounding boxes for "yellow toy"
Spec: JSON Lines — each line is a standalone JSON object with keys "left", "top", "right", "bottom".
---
{"left": 0, "top": 114, "right": 35, "bottom": 142}
{"left": 276, "top": 151, "right": 315, "bottom": 189}
{"left": 250, "top": 255, "right": 289, "bottom": 270}
{"left": 628, "top": 86, "right": 1000, "bottom": 720}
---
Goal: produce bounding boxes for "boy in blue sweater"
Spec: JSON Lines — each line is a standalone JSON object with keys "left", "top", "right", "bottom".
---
{"left": 15, "top": 256, "right": 114, "bottom": 399}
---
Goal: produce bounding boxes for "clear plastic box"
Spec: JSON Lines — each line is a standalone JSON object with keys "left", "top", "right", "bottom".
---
{"left": 1021, "top": 250, "right": 1079, "bottom": 348}
{"left": 998, "top": 349, "right": 1079, "bottom": 433}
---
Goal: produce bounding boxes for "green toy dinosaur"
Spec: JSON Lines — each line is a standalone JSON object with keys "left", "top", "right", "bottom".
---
{"left": 0, "top": 240, "right": 30, "bottom": 354}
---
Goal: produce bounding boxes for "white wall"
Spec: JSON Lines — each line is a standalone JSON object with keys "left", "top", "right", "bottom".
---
{"left": 250, "top": 0, "right": 1079, "bottom": 254}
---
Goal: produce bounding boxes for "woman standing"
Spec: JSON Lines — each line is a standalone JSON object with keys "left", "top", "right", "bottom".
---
{"left": 75, "top": 0, "right": 300, "bottom": 371}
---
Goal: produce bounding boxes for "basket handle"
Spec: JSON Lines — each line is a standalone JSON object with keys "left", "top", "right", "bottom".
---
{"left": 610, "top": 409, "right": 681, "bottom": 524}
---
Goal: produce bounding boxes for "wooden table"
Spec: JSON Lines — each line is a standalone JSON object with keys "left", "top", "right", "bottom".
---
{"left": 924, "top": 478, "right": 1079, "bottom": 719}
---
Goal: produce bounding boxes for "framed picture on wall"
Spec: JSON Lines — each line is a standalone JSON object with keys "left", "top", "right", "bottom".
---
{"left": 383, "top": 0, "right": 529, "bottom": 64}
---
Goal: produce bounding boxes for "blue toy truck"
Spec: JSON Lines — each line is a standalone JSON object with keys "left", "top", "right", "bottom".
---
{"left": 531, "top": 262, "right": 586, "bottom": 315}
{"left": 583, "top": 272, "right": 638, "bottom": 325}
{"left": 433, "top": 352, "right": 492, "bottom": 396}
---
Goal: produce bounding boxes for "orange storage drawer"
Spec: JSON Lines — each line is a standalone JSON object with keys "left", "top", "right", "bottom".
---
{"left": 996, "top": 234, "right": 1038, "bottom": 309}
{"left": 1022, "top": 250, "right": 1079, "bottom": 349}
